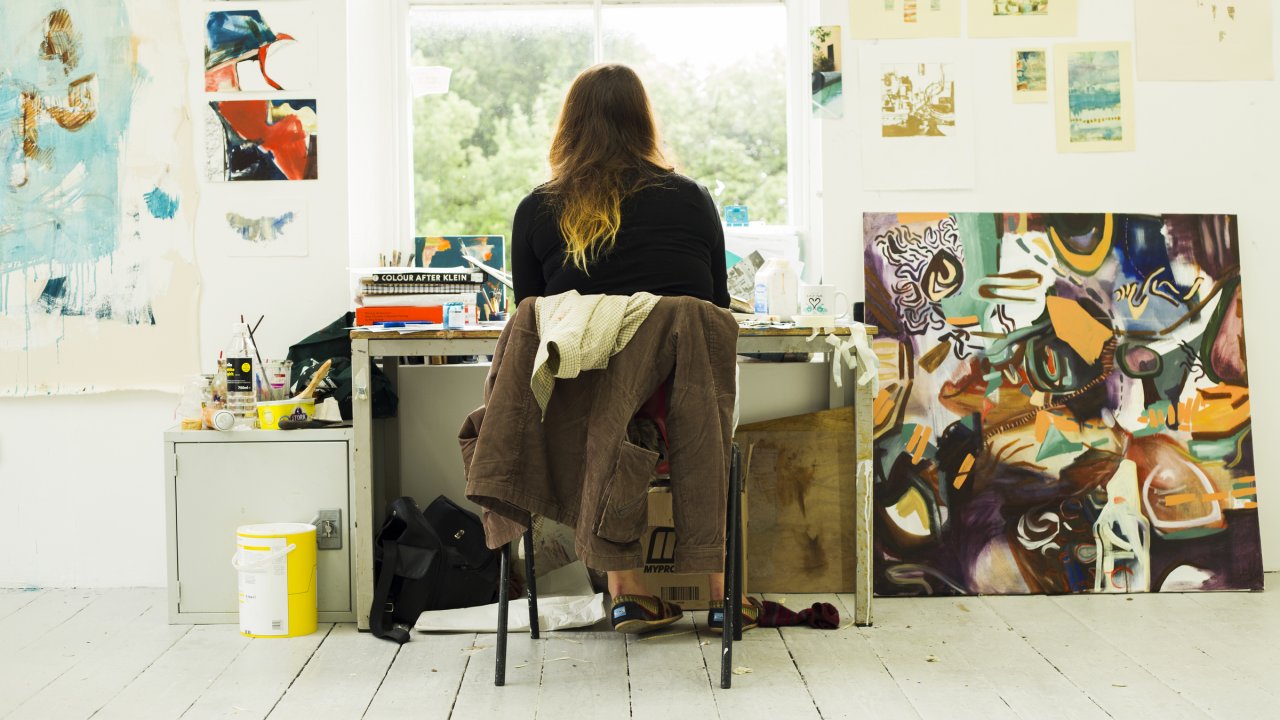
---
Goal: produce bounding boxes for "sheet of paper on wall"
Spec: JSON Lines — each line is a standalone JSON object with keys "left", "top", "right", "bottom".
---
{"left": 205, "top": 99, "right": 319, "bottom": 181}
{"left": 858, "top": 43, "right": 975, "bottom": 190}
{"left": 411, "top": 66, "right": 452, "bottom": 97}
{"left": 1054, "top": 42, "right": 1136, "bottom": 154}
{"left": 1, "top": 0, "right": 200, "bottom": 396}
{"left": 1012, "top": 48, "right": 1049, "bottom": 104}
{"left": 849, "top": 0, "right": 961, "bottom": 39}
{"left": 200, "top": 194, "right": 310, "bottom": 257}
{"left": 863, "top": 211, "right": 1261, "bottom": 596}
{"left": 968, "top": 0, "right": 1078, "bottom": 38}
{"left": 810, "top": 26, "right": 843, "bottom": 119}
{"left": 204, "top": 6, "right": 317, "bottom": 92}
{"left": 1135, "top": 0, "right": 1274, "bottom": 81}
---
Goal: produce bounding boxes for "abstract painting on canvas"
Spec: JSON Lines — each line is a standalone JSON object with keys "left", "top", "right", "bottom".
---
{"left": 864, "top": 212, "right": 1261, "bottom": 596}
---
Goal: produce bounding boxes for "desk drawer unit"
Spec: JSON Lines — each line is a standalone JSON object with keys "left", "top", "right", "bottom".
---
{"left": 164, "top": 429, "right": 356, "bottom": 624}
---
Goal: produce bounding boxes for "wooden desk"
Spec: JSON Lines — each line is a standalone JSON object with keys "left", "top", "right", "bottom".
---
{"left": 349, "top": 324, "right": 875, "bottom": 630}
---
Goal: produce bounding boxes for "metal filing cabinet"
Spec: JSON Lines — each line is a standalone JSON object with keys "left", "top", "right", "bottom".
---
{"left": 164, "top": 428, "right": 356, "bottom": 623}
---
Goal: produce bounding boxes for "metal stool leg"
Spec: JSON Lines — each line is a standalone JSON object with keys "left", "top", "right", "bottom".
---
{"left": 524, "top": 527, "right": 540, "bottom": 639}
{"left": 495, "top": 541, "right": 511, "bottom": 687}
{"left": 720, "top": 444, "right": 741, "bottom": 689}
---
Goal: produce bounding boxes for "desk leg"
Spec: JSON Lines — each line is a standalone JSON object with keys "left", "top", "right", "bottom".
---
{"left": 352, "top": 338, "right": 375, "bottom": 631}
{"left": 853, "top": 374, "right": 874, "bottom": 626}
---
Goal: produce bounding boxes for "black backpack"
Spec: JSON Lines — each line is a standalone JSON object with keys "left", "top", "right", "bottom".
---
{"left": 371, "top": 495, "right": 500, "bottom": 643}
{"left": 286, "top": 312, "right": 398, "bottom": 420}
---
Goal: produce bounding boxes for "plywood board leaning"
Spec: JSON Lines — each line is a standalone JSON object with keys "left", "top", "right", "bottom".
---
{"left": 738, "top": 406, "right": 857, "bottom": 593}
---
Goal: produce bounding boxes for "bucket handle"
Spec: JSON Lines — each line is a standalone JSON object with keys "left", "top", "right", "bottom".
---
{"left": 232, "top": 543, "right": 297, "bottom": 571}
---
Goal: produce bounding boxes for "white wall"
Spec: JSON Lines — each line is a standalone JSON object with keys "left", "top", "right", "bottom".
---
{"left": 816, "top": 0, "right": 1280, "bottom": 569}
{"left": 0, "top": 0, "right": 352, "bottom": 588}
{"left": 2, "top": 0, "right": 1277, "bottom": 587}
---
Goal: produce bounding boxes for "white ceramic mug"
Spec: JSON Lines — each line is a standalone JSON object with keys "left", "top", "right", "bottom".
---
{"left": 798, "top": 284, "right": 851, "bottom": 318}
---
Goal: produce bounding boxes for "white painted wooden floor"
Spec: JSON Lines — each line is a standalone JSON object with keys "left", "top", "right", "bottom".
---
{"left": 2, "top": 576, "right": 1278, "bottom": 720}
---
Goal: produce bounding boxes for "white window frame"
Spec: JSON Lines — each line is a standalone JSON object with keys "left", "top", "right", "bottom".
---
{"left": 390, "top": 0, "right": 816, "bottom": 273}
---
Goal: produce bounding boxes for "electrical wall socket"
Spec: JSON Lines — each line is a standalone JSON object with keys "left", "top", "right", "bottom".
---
{"left": 316, "top": 509, "right": 342, "bottom": 550}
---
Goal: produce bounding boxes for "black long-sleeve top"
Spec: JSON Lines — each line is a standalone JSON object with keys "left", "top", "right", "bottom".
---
{"left": 510, "top": 173, "right": 730, "bottom": 308}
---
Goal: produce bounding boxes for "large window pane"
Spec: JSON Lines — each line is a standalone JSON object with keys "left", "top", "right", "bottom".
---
{"left": 409, "top": 8, "right": 593, "bottom": 236}
{"left": 602, "top": 4, "right": 789, "bottom": 225}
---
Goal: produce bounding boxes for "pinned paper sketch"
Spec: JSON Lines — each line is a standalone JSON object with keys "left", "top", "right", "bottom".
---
{"left": 881, "top": 64, "right": 955, "bottom": 137}
{"left": 206, "top": 99, "right": 318, "bottom": 181}
{"left": 969, "top": 0, "right": 1077, "bottom": 37}
{"left": 205, "top": 7, "right": 316, "bottom": 91}
{"left": 859, "top": 44, "right": 973, "bottom": 190}
{"left": 1, "top": 0, "right": 200, "bottom": 395}
{"left": 865, "top": 211, "right": 1261, "bottom": 597}
{"left": 1013, "top": 49, "right": 1048, "bottom": 103}
{"left": 215, "top": 197, "right": 310, "bottom": 257}
{"left": 810, "top": 26, "right": 843, "bottom": 119}
{"left": 850, "top": 0, "right": 960, "bottom": 39}
{"left": 1055, "top": 43, "right": 1135, "bottom": 153}
{"left": 1135, "top": 0, "right": 1274, "bottom": 81}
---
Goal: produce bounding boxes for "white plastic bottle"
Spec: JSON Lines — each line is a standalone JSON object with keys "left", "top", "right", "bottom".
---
{"left": 753, "top": 258, "right": 799, "bottom": 320}
{"left": 224, "top": 323, "right": 258, "bottom": 429}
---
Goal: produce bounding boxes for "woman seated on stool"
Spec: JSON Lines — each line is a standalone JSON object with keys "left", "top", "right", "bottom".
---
{"left": 510, "top": 63, "right": 758, "bottom": 635}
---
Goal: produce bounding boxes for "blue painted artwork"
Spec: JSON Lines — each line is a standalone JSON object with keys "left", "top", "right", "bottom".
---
{"left": 144, "top": 188, "right": 180, "bottom": 220}
{"left": 1067, "top": 50, "right": 1123, "bottom": 143}
{"left": 0, "top": 2, "right": 135, "bottom": 316}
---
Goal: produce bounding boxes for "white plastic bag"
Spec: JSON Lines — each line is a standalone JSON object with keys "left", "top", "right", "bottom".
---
{"left": 414, "top": 560, "right": 605, "bottom": 633}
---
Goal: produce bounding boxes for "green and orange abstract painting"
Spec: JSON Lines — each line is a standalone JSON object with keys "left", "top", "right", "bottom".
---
{"left": 865, "top": 213, "right": 1260, "bottom": 596}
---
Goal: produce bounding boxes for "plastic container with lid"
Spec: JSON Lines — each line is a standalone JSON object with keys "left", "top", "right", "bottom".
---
{"left": 753, "top": 257, "right": 799, "bottom": 320}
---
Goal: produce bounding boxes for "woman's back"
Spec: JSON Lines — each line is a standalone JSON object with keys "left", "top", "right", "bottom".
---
{"left": 511, "top": 173, "right": 729, "bottom": 307}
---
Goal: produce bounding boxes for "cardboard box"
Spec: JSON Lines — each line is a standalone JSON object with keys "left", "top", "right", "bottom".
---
{"left": 638, "top": 486, "right": 747, "bottom": 610}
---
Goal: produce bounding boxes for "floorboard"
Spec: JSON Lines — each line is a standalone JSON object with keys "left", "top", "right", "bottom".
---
{"left": 363, "top": 632, "right": 477, "bottom": 720}
{"left": 8, "top": 603, "right": 190, "bottom": 720}
{"left": 0, "top": 588, "right": 45, "bottom": 621}
{"left": 692, "top": 608, "right": 822, "bottom": 720}
{"left": 857, "top": 595, "right": 1025, "bottom": 720}
{"left": 180, "top": 624, "right": 334, "bottom": 720}
{"left": 532, "top": 631, "right": 630, "bottom": 720}
{"left": 0, "top": 589, "right": 97, "bottom": 655}
{"left": 91, "top": 624, "right": 250, "bottom": 720}
{"left": 984, "top": 595, "right": 1210, "bottom": 720}
{"left": 265, "top": 623, "right": 399, "bottom": 720}
{"left": 1052, "top": 592, "right": 1280, "bottom": 719}
{"left": 766, "top": 593, "right": 921, "bottom": 720}
{"left": 449, "top": 632, "right": 545, "bottom": 720}
{"left": 0, "top": 589, "right": 158, "bottom": 717}
{"left": 625, "top": 617, "right": 718, "bottom": 720}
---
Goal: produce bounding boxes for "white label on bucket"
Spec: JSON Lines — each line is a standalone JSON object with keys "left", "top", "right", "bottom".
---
{"left": 237, "top": 536, "right": 289, "bottom": 636}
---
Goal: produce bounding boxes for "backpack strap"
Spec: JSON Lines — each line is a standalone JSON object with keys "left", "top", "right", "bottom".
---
{"left": 370, "top": 541, "right": 412, "bottom": 644}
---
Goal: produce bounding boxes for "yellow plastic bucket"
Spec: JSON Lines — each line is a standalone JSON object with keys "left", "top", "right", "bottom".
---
{"left": 255, "top": 398, "right": 316, "bottom": 430}
{"left": 232, "top": 523, "right": 317, "bottom": 638}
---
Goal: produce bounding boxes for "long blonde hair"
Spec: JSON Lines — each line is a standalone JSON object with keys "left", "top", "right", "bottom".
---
{"left": 544, "top": 64, "right": 673, "bottom": 271}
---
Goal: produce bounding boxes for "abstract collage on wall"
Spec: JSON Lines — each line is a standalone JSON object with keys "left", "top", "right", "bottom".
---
{"left": 810, "top": 25, "right": 843, "bottom": 119}
{"left": 0, "top": 0, "right": 199, "bottom": 395}
{"left": 205, "top": 99, "right": 319, "bottom": 182}
{"left": 865, "top": 212, "right": 1261, "bottom": 596}
{"left": 205, "top": 5, "right": 316, "bottom": 92}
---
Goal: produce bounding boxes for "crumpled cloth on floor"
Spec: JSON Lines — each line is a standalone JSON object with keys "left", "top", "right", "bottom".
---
{"left": 757, "top": 600, "right": 840, "bottom": 629}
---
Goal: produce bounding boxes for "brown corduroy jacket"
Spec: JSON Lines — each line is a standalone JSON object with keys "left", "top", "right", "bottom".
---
{"left": 460, "top": 295, "right": 738, "bottom": 573}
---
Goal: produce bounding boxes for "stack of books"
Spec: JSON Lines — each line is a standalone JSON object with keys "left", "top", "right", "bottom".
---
{"left": 353, "top": 267, "right": 483, "bottom": 325}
